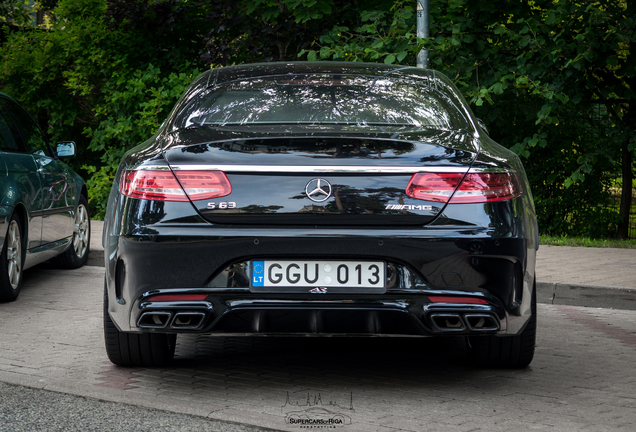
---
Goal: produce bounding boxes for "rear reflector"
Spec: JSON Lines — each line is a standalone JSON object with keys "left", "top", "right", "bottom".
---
{"left": 147, "top": 294, "right": 209, "bottom": 302}
{"left": 406, "top": 172, "right": 521, "bottom": 203}
{"left": 120, "top": 169, "right": 231, "bottom": 202}
{"left": 428, "top": 296, "right": 488, "bottom": 305}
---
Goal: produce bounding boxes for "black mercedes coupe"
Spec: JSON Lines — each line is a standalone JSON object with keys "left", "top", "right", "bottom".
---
{"left": 103, "top": 62, "right": 538, "bottom": 368}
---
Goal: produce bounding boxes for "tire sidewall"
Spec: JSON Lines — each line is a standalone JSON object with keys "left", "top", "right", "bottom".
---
{"left": 0, "top": 213, "right": 24, "bottom": 302}
{"left": 65, "top": 195, "right": 91, "bottom": 268}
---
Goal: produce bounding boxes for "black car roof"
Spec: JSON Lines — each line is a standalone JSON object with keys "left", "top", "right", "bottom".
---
{"left": 165, "top": 62, "right": 478, "bottom": 137}
{"left": 208, "top": 61, "right": 440, "bottom": 87}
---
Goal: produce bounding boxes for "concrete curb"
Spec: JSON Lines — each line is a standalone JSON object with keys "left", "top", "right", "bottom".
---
{"left": 537, "top": 281, "right": 636, "bottom": 311}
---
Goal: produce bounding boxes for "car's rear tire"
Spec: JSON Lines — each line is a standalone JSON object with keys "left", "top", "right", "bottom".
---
{"left": 467, "top": 279, "right": 537, "bottom": 368}
{"left": 53, "top": 195, "right": 90, "bottom": 269}
{"left": 0, "top": 214, "right": 24, "bottom": 303}
{"left": 103, "top": 282, "right": 176, "bottom": 367}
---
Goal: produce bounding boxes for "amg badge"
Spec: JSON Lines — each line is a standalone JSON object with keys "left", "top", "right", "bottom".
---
{"left": 385, "top": 204, "right": 433, "bottom": 211}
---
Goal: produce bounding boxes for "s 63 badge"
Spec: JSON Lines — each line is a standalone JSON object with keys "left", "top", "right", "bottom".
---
{"left": 207, "top": 201, "right": 237, "bottom": 209}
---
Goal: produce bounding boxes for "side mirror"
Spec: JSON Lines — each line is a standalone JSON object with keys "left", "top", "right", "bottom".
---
{"left": 476, "top": 118, "right": 489, "bottom": 136}
{"left": 56, "top": 141, "right": 76, "bottom": 158}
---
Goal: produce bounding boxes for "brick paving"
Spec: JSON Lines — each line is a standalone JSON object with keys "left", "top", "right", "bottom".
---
{"left": 1, "top": 265, "right": 636, "bottom": 431}
{"left": 537, "top": 245, "right": 636, "bottom": 288}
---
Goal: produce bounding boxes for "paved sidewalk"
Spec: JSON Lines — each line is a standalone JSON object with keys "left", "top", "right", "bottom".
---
{"left": 2, "top": 273, "right": 636, "bottom": 431}
{"left": 87, "top": 220, "right": 636, "bottom": 310}
{"left": 86, "top": 219, "right": 105, "bottom": 268}
{"left": 536, "top": 245, "right": 636, "bottom": 310}
{"left": 1, "top": 222, "right": 634, "bottom": 431}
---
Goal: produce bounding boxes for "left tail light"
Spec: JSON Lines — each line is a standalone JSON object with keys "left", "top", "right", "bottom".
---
{"left": 406, "top": 172, "right": 521, "bottom": 204}
{"left": 120, "top": 169, "right": 232, "bottom": 202}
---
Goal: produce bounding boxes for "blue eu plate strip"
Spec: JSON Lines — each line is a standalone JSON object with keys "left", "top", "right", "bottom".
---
{"left": 252, "top": 261, "right": 265, "bottom": 286}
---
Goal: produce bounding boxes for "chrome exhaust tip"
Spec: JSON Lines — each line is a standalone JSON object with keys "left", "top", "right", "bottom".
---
{"left": 170, "top": 312, "right": 206, "bottom": 329}
{"left": 464, "top": 313, "right": 499, "bottom": 331}
{"left": 137, "top": 312, "right": 172, "bottom": 329}
{"left": 429, "top": 313, "right": 466, "bottom": 332}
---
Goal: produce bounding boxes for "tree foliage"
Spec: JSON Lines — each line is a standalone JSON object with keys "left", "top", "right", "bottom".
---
{"left": 0, "top": 0, "right": 33, "bottom": 26}
{"left": 0, "top": 0, "right": 343, "bottom": 217}
{"left": 0, "top": 0, "right": 202, "bottom": 217}
{"left": 0, "top": 0, "right": 633, "bottom": 238}
{"left": 199, "top": 0, "right": 364, "bottom": 65}
{"left": 299, "top": 0, "right": 635, "bottom": 238}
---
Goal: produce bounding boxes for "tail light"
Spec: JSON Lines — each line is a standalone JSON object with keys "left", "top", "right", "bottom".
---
{"left": 406, "top": 172, "right": 521, "bottom": 203}
{"left": 406, "top": 173, "right": 463, "bottom": 203}
{"left": 120, "top": 169, "right": 231, "bottom": 202}
{"left": 174, "top": 171, "right": 232, "bottom": 200}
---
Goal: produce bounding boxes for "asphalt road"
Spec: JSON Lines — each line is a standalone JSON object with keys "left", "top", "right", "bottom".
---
{"left": 1, "top": 265, "right": 636, "bottom": 431}
{"left": 0, "top": 382, "right": 274, "bottom": 432}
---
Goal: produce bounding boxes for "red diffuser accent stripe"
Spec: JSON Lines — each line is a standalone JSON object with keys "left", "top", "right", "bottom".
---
{"left": 147, "top": 294, "right": 209, "bottom": 302}
{"left": 428, "top": 296, "right": 488, "bottom": 304}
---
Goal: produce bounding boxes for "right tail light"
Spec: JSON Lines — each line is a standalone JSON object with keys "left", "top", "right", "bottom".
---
{"left": 406, "top": 172, "right": 521, "bottom": 204}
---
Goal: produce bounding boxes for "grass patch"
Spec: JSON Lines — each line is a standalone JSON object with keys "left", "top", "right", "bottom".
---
{"left": 540, "top": 235, "right": 636, "bottom": 248}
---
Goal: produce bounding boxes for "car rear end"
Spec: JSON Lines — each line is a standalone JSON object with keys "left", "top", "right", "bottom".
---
{"left": 103, "top": 62, "right": 538, "bottom": 368}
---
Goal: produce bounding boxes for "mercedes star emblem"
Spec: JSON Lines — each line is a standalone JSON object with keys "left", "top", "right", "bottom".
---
{"left": 305, "top": 178, "right": 332, "bottom": 202}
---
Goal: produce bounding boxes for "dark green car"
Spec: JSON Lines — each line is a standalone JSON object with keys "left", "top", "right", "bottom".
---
{"left": 0, "top": 93, "right": 90, "bottom": 302}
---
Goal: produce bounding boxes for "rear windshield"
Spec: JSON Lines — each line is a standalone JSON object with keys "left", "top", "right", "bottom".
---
{"left": 173, "top": 74, "right": 470, "bottom": 131}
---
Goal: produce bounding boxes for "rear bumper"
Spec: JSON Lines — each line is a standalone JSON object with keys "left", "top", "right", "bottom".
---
{"left": 104, "top": 223, "right": 536, "bottom": 336}
{"left": 132, "top": 295, "right": 505, "bottom": 336}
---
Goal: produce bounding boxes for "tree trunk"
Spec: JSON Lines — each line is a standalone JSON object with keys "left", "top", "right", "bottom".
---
{"left": 618, "top": 135, "right": 634, "bottom": 239}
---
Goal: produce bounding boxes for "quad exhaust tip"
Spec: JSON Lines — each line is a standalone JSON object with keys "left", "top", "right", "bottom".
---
{"left": 429, "top": 312, "right": 499, "bottom": 332}
{"left": 464, "top": 313, "right": 499, "bottom": 331}
{"left": 170, "top": 312, "right": 206, "bottom": 329}
{"left": 138, "top": 312, "right": 172, "bottom": 329}
{"left": 138, "top": 311, "right": 207, "bottom": 330}
{"left": 429, "top": 313, "right": 466, "bottom": 332}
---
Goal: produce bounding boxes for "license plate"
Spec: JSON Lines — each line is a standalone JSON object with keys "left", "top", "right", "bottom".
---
{"left": 250, "top": 260, "right": 385, "bottom": 293}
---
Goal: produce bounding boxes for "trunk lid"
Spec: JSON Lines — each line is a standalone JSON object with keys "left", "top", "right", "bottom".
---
{"left": 163, "top": 133, "right": 478, "bottom": 226}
